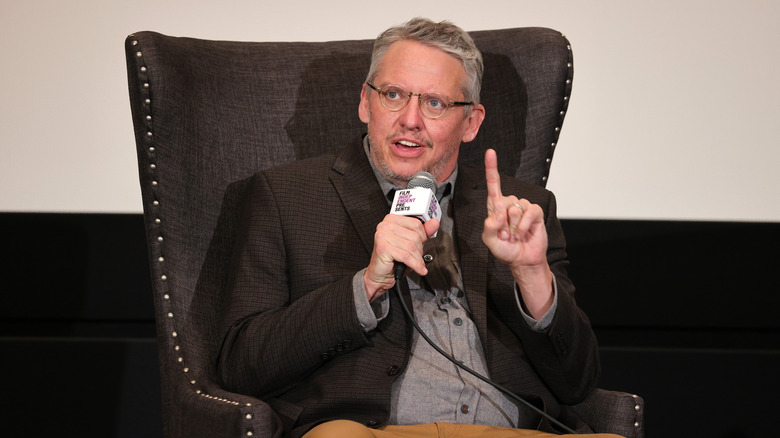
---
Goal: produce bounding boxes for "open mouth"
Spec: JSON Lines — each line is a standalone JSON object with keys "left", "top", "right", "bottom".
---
{"left": 396, "top": 140, "right": 422, "bottom": 150}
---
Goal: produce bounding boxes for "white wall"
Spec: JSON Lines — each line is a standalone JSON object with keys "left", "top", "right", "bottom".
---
{"left": 1, "top": 0, "right": 778, "bottom": 221}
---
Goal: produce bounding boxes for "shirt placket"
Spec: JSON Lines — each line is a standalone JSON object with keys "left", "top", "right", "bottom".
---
{"left": 439, "top": 295, "right": 480, "bottom": 423}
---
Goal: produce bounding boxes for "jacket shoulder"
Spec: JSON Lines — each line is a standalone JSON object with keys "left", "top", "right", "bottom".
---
{"left": 457, "top": 162, "right": 552, "bottom": 201}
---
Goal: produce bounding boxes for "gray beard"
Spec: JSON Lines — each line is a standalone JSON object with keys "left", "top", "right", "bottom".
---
{"left": 366, "top": 127, "right": 453, "bottom": 185}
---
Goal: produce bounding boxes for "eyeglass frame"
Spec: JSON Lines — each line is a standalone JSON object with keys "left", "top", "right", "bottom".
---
{"left": 365, "top": 82, "right": 474, "bottom": 119}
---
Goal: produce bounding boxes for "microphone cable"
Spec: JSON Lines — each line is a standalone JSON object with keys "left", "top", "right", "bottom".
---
{"left": 391, "top": 263, "right": 578, "bottom": 435}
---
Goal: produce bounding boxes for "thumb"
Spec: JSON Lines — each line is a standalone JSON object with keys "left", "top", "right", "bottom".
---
{"left": 424, "top": 218, "right": 440, "bottom": 238}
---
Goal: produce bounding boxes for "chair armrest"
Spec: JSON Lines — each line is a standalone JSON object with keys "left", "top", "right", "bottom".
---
{"left": 567, "top": 388, "right": 644, "bottom": 438}
{"left": 166, "top": 381, "right": 280, "bottom": 438}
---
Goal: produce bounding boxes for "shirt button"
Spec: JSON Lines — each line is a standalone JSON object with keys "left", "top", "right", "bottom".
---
{"left": 386, "top": 365, "right": 400, "bottom": 376}
{"left": 453, "top": 317, "right": 463, "bottom": 326}
{"left": 460, "top": 404, "right": 470, "bottom": 414}
{"left": 423, "top": 254, "right": 434, "bottom": 263}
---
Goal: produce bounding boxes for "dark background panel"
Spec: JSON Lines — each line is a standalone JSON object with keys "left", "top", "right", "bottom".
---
{"left": 1, "top": 213, "right": 777, "bottom": 436}
{"left": 0, "top": 338, "right": 161, "bottom": 437}
{"left": 597, "top": 347, "right": 780, "bottom": 437}
{"left": 564, "top": 220, "right": 780, "bottom": 331}
{"left": 1, "top": 213, "right": 155, "bottom": 331}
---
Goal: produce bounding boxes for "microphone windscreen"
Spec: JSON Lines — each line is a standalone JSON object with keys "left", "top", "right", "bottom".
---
{"left": 407, "top": 172, "right": 436, "bottom": 192}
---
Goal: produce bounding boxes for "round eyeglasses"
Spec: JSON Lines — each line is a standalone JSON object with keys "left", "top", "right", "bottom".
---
{"left": 366, "top": 82, "right": 473, "bottom": 119}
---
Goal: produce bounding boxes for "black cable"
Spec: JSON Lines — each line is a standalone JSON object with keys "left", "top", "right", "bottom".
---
{"left": 392, "top": 263, "right": 577, "bottom": 435}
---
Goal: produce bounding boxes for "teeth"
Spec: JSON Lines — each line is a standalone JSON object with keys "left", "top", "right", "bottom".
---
{"left": 398, "top": 140, "right": 419, "bottom": 147}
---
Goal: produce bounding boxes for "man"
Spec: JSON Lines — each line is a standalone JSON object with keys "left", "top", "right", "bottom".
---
{"left": 217, "top": 18, "right": 612, "bottom": 438}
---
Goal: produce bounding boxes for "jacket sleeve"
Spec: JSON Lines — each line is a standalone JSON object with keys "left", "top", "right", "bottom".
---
{"left": 215, "top": 172, "right": 372, "bottom": 398}
{"left": 495, "top": 187, "right": 601, "bottom": 405}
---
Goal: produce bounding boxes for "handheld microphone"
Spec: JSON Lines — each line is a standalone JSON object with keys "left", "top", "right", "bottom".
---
{"left": 390, "top": 172, "right": 441, "bottom": 279}
{"left": 389, "top": 171, "right": 442, "bottom": 226}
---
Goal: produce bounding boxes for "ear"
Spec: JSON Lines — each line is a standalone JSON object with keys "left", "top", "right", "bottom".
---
{"left": 461, "top": 103, "right": 485, "bottom": 143}
{"left": 359, "top": 83, "right": 370, "bottom": 124}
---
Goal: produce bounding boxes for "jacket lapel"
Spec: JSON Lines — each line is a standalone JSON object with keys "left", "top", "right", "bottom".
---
{"left": 453, "top": 164, "right": 491, "bottom": 345}
{"left": 329, "top": 138, "right": 390, "bottom": 256}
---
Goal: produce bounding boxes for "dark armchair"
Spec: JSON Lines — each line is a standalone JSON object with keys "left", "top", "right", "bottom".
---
{"left": 125, "top": 27, "right": 644, "bottom": 438}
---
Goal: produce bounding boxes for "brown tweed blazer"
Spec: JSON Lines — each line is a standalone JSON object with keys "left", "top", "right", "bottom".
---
{"left": 217, "top": 139, "right": 600, "bottom": 437}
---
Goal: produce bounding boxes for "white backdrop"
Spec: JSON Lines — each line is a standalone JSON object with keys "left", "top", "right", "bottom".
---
{"left": 2, "top": 0, "right": 778, "bottom": 221}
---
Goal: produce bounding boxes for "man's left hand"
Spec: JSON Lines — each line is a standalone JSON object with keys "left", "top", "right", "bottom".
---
{"left": 482, "top": 148, "right": 554, "bottom": 319}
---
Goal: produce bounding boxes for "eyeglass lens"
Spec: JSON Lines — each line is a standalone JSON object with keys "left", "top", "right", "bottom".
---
{"left": 379, "top": 85, "right": 450, "bottom": 118}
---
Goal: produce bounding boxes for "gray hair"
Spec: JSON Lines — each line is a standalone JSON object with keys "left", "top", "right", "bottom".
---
{"left": 366, "top": 17, "right": 484, "bottom": 105}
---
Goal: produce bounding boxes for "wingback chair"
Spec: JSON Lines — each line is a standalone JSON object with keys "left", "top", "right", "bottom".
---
{"left": 125, "top": 28, "right": 644, "bottom": 438}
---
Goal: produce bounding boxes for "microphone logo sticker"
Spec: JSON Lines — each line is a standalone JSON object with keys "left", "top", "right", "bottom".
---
{"left": 427, "top": 197, "right": 439, "bottom": 217}
{"left": 394, "top": 190, "right": 414, "bottom": 212}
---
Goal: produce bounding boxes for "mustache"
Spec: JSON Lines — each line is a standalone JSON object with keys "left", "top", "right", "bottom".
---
{"left": 386, "top": 131, "right": 433, "bottom": 149}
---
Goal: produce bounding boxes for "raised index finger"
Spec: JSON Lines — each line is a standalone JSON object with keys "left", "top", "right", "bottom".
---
{"left": 484, "top": 148, "right": 503, "bottom": 202}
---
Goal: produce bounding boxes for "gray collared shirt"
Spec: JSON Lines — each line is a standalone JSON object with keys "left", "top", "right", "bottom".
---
{"left": 352, "top": 138, "right": 558, "bottom": 428}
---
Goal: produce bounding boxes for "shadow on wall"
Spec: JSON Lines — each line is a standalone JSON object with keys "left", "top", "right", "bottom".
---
{"left": 285, "top": 51, "right": 371, "bottom": 161}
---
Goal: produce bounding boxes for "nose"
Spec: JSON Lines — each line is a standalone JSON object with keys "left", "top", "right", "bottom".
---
{"left": 398, "top": 94, "right": 424, "bottom": 130}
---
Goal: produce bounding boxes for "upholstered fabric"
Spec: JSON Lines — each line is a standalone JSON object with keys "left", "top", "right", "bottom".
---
{"left": 125, "top": 28, "right": 643, "bottom": 438}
